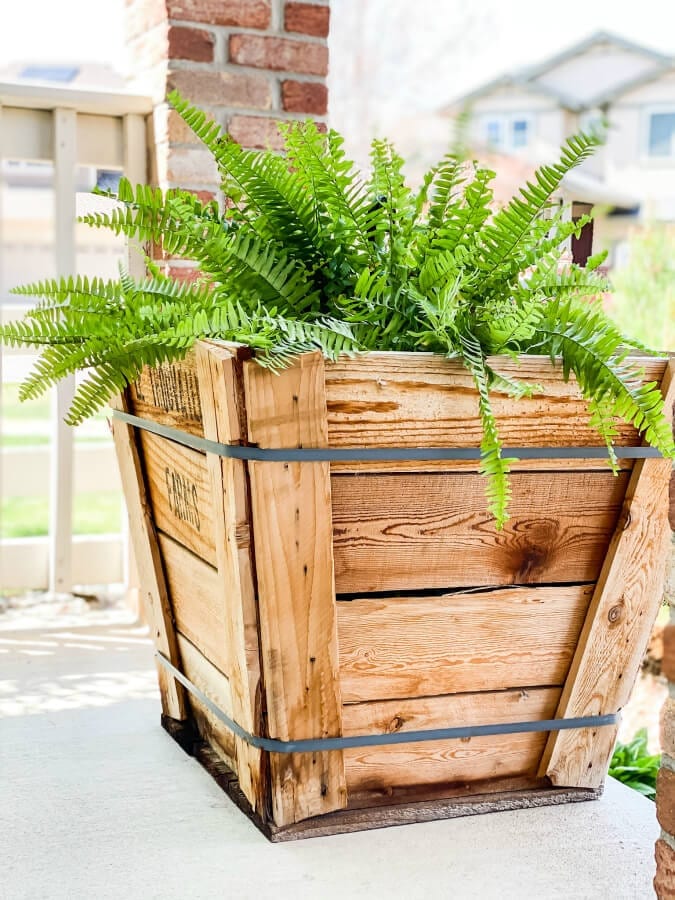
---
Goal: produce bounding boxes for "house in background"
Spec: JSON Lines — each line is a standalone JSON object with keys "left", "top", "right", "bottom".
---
{"left": 446, "top": 31, "right": 675, "bottom": 268}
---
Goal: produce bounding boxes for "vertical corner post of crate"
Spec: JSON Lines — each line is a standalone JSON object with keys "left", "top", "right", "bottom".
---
{"left": 540, "top": 357, "right": 675, "bottom": 788}
{"left": 194, "top": 341, "right": 266, "bottom": 816}
{"left": 243, "top": 351, "right": 348, "bottom": 827}
{"left": 110, "top": 391, "right": 187, "bottom": 722}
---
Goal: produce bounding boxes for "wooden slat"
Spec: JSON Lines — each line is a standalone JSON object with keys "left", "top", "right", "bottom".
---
{"left": 541, "top": 358, "right": 675, "bottom": 788}
{"left": 176, "top": 632, "right": 236, "bottom": 770}
{"left": 338, "top": 586, "right": 592, "bottom": 703}
{"left": 330, "top": 458, "right": 634, "bottom": 475}
{"left": 157, "top": 532, "right": 230, "bottom": 677}
{"left": 332, "top": 471, "right": 628, "bottom": 592}
{"left": 139, "top": 430, "right": 216, "bottom": 566}
{"left": 111, "top": 392, "right": 187, "bottom": 720}
{"left": 324, "top": 353, "right": 667, "bottom": 449}
{"left": 130, "top": 350, "right": 204, "bottom": 436}
{"left": 195, "top": 342, "right": 265, "bottom": 815}
{"left": 129, "top": 351, "right": 667, "bottom": 451}
{"left": 343, "top": 687, "right": 561, "bottom": 793}
{"left": 181, "top": 739, "right": 598, "bottom": 842}
{"left": 244, "top": 351, "right": 347, "bottom": 826}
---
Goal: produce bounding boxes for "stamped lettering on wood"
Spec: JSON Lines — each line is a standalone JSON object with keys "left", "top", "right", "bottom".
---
{"left": 138, "top": 364, "right": 202, "bottom": 419}
{"left": 165, "top": 466, "right": 201, "bottom": 531}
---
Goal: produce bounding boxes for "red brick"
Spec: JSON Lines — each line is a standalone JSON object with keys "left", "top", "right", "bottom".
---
{"left": 166, "top": 0, "right": 270, "bottom": 27}
{"left": 663, "top": 624, "right": 675, "bottom": 682}
{"left": 281, "top": 79, "right": 327, "bottom": 115}
{"left": 166, "top": 265, "right": 202, "bottom": 283}
{"left": 228, "top": 115, "right": 285, "bottom": 150}
{"left": 165, "top": 146, "right": 219, "bottom": 186}
{"left": 284, "top": 2, "right": 329, "bottom": 38}
{"left": 168, "top": 25, "right": 215, "bottom": 62}
{"left": 658, "top": 768, "right": 675, "bottom": 835}
{"left": 168, "top": 69, "right": 271, "bottom": 109}
{"left": 229, "top": 34, "right": 328, "bottom": 76}
{"left": 655, "top": 839, "right": 675, "bottom": 899}
{"left": 159, "top": 107, "right": 203, "bottom": 144}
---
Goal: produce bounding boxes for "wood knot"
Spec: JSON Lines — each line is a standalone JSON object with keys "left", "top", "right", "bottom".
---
{"left": 388, "top": 715, "right": 405, "bottom": 733}
{"left": 608, "top": 603, "right": 624, "bottom": 624}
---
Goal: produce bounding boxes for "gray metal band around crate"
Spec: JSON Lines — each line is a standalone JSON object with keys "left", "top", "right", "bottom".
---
{"left": 112, "top": 410, "right": 664, "bottom": 461}
{"left": 155, "top": 651, "right": 619, "bottom": 753}
{"left": 116, "top": 408, "right": 627, "bottom": 754}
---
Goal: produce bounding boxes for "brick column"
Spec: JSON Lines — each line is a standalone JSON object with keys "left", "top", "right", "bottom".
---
{"left": 656, "top": 487, "right": 675, "bottom": 898}
{"left": 124, "top": 0, "right": 329, "bottom": 276}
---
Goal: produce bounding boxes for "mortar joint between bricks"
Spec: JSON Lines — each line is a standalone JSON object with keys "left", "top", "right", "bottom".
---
{"left": 270, "top": 77, "right": 282, "bottom": 113}
{"left": 168, "top": 59, "right": 221, "bottom": 73}
{"left": 168, "top": 59, "right": 327, "bottom": 83}
{"left": 270, "top": 0, "right": 284, "bottom": 31}
{"left": 228, "top": 108, "right": 328, "bottom": 122}
{"left": 166, "top": 21, "right": 328, "bottom": 46}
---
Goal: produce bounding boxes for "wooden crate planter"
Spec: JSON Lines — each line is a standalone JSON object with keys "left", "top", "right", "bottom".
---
{"left": 111, "top": 341, "right": 674, "bottom": 840}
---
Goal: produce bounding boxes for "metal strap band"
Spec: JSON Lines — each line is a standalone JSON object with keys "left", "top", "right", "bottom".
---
{"left": 156, "top": 652, "right": 618, "bottom": 754}
{"left": 113, "top": 410, "right": 662, "bottom": 462}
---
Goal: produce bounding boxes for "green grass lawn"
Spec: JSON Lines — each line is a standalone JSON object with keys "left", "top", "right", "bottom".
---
{"left": 2, "top": 382, "right": 121, "bottom": 537}
{"left": 1, "top": 492, "right": 123, "bottom": 538}
{"left": 2, "top": 382, "right": 111, "bottom": 448}
{"left": 2, "top": 380, "right": 50, "bottom": 420}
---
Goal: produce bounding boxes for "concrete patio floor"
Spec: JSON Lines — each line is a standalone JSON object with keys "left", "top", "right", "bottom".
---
{"left": 0, "top": 609, "right": 660, "bottom": 900}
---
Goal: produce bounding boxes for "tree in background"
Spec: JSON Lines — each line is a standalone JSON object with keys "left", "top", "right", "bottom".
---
{"left": 609, "top": 226, "right": 675, "bottom": 352}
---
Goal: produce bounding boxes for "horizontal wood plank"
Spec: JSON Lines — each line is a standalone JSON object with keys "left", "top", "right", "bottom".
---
{"left": 157, "top": 532, "right": 230, "bottom": 677}
{"left": 324, "top": 354, "right": 667, "bottom": 450}
{"left": 329, "top": 458, "right": 634, "bottom": 475}
{"left": 332, "top": 471, "right": 628, "bottom": 592}
{"left": 338, "top": 586, "right": 592, "bottom": 702}
{"left": 139, "top": 430, "right": 216, "bottom": 566}
{"left": 342, "top": 687, "right": 561, "bottom": 793}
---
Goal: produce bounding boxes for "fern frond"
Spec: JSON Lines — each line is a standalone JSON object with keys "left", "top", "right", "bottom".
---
{"left": 478, "top": 130, "right": 603, "bottom": 274}
{"left": 534, "top": 297, "right": 675, "bottom": 458}
{"left": 459, "top": 333, "right": 513, "bottom": 528}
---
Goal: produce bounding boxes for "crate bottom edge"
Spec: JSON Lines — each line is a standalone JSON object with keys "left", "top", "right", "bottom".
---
{"left": 161, "top": 715, "right": 604, "bottom": 843}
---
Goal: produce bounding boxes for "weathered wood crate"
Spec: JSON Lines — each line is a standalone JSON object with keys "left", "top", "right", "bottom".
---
{"left": 111, "top": 341, "right": 674, "bottom": 841}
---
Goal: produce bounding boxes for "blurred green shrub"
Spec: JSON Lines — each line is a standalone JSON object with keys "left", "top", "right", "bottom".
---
{"left": 609, "top": 728, "right": 660, "bottom": 800}
{"left": 609, "top": 226, "right": 675, "bottom": 352}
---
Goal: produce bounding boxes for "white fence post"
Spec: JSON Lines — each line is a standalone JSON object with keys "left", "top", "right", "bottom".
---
{"left": 121, "top": 113, "right": 147, "bottom": 612}
{"left": 49, "top": 107, "right": 77, "bottom": 594}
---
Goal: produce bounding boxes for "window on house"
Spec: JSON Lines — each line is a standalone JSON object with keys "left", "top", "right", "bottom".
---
{"left": 483, "top": 115, "right": 531, "bottom": 151}
{"left": 486, "top": 120, "right": 502, "bottom": 148}
{"left": 648, "top": 112, "right": 675, "bottom": 158}
{"left": 512, "top": 119, "right": 529, "bottom": 148}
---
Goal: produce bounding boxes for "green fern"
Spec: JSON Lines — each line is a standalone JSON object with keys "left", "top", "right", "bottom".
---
{"left": 2, "top": 93, "right": 673, "bottom": 527}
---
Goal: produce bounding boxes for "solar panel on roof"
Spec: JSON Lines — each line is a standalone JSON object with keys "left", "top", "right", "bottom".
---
{"left": 20, "top": 66, "right": 79, "bottom": 83}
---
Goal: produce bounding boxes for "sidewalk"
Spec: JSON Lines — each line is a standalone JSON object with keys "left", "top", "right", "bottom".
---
{"left": 0, "top": 610, "right": 659, "bottom": 900}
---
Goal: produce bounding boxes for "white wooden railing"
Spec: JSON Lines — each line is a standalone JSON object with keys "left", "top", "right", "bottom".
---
{"left": 0, "top": 81, "right": 152, "bottom": 593}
